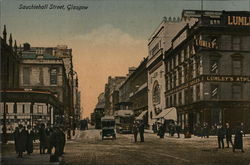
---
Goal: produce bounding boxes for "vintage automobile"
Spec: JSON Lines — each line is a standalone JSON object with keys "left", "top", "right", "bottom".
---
{"left": 101, "top": 116, "right": 116, "bottom": 140}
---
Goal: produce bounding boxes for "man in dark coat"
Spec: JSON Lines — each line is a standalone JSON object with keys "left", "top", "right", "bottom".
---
{"left": 233, "top": 126, "right": 244, "bottom": 152}
{"left": 225, "top": 123, "right": 233, "bottom": 148}
{"left": 158, "top": 123, "right": 165, "bottom": 138}
{"left": 13, "top": 127, "right": 19, "bottom": 154}
{"left": 39, "top": 123, "right": 46, "bottom": 154}
{"left": 175, "top": 123, "right": 181, "bottom": 138}
{"left": 15, "top": 124, "right": 27, "bottom": 158}
{"left": 217, "top": 124, "right": 225, "bottom": 149}
{"left": 132, "top": 121, "right": 139, "bottom": 142}
{"left": 138, "top": 122, "right": 145, "bottom": 142}
{"left": 26, "top": 125, "right": 34, "bottom": 155}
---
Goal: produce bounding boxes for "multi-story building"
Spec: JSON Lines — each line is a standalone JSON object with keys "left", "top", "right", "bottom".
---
{"left": 20, "top": 44, "right": 81, "bottom": 128}
{"left": 0, "top": 27, "right": 66, "bottom": 137}
{"left": 147, "top": 16, "right": 197, "bottom": 129}
{"left": 118, "top": 58, "right": 148, "bottom": 123}
{"left": 164, "top": 10, "right": 250, "bottom": 133}
{"left": 104, "top": 76, "right": 126, "bottom": 115}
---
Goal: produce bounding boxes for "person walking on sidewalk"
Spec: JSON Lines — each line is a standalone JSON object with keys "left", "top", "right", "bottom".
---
{"left": 139, "top": 121, "right": 145, "bottom": 142}
{"left": 39, "top": 123, "right": 46, "bottom": 154}
{"left": 26, "top": 125, "right": 34, "bottom": 155}
{"left": 15, "top": 124, "right": 27, "bottom": 158}
{"left": 217, "top": 124, "right": 225, "bottom": 149}
{"left": 233, "top": 124, "right": 244, "bottom": 153}
{"left": 132, "top": 121, "right": 139, "bottom": 142}
{"left": 175, "top": 123, "right": 181, "bottom": 138}
{"left": 225, "top": 123, "right": 233, "bottom": 148}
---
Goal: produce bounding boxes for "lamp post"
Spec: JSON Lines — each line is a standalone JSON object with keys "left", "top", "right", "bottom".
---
{"left": 67, "top": 70, "right": 78, "bottom": 139}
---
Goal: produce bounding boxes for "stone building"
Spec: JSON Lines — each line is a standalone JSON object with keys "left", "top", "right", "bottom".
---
{"left": 0, "top": 25, "right": 20, "bottom": 89}
{"left": 0, "top": 27, "right": 65, "bottom": 136}
{"left": 104, "top": 76, "right": 126, "bottom": 115}
{"left": 118, "top": 58, "right": 148, "bottom": 123}
{"left": 147, "top": 16, "right": 197, "bottom": 129}
{"left": 164, "top": 10, "right": 250, "bottom": 133}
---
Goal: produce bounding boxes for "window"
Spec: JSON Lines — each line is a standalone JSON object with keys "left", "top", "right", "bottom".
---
{"left": 184, "top": 65, "right": 188, "bottom": 82}
{"left": 211, "top": 84, "right": 219, "bottom": 99}
{"left": 23, "top": 67, "right": 30, "bottom": 84}
{"left": 37, "top": 105, "right": 43, "bottom": 114}
{"left": 210, "top": 60, "right": 219, "bottom": 74}
{"left": 196, "top": 85, "right": 200, "bottom": 101}
{"left": 178, "top": 68, "right": 182, "bottom": 85}
{"left": 152, "top": 82, "right": 161, "bottom": 104}
{"left": 232, "top": 59, "right": 242, "bottom": 75}
{"left": 232, "top": 85, "right": 242, "bottom": 100}
{"left": 184, "top": 89, "right": 188, "bottom": 104}
{"left": 50, "top": 68, "right": 57, "bottom": 85}
{"left": 178, "top": 92, "right": 182, "bottom": 105}
{"left": 189, "top": 63, "right": 194, "bottom": 80}
{"left": 190, "top": 87, "right": 194, "bottom": 103}
{"left": 196, "top": 57, "right": 201, "bottom": 76}
{"left": 232, "top": 36, "right": 241, "bottom": 50}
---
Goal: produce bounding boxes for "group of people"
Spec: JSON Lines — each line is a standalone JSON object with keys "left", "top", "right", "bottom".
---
{"left": 217, "top": 123, "right": 245, "bottom": 152}
{"left": 14, "top": 124, "right": 34, "bottom": 158}
{"left": 132, "top": 121, "right": 145, "bottom": 142}
{"left": 152, "top": 122, "right": 181, "bottom": 138}
{"left": 13, "top": 123, "right": 66, "bottom": 161}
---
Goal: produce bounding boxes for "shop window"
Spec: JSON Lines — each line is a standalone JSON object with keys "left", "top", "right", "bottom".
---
{"left": 37, "top": 105, "right": 43, "bottom": 114}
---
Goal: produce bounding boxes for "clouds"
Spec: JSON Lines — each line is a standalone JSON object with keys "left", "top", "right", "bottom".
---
{"left": 68, "top": 24, "right": 147, "bottom": 117}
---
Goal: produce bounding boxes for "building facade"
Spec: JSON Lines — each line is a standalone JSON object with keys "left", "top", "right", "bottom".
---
{"left": 104, "top": 76, "right": 126, "bottom": 115}
{"left": 164, "top": 10, "right": 250, "bottom": 133}
{"left": 147, "top": 16, "right": 197, "bottom": 128}
{"left": 118, "top": 59, "right": 148, "bottom": 123}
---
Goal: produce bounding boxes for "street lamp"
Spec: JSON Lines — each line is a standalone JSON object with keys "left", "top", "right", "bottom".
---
{"left": 67, "top": 70, "right": 78, "bottom": 139}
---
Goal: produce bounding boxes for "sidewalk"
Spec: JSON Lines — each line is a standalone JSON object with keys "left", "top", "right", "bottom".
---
{"left": 1, "top": 152, "right": 61, "bottom": 165}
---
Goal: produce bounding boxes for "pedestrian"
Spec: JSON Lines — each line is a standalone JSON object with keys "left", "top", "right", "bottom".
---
{"left": 138, "top": 121, "right": 145, "bottom": 142}
{"left": 15, "top": 124, "right": 27, "bottom": 158}
{"left": 152, "top": 122, "right": 157, "bottom": 133}
{"left": 225, "top": 123, "right": 233, "bottom": 148}
{"left": 158, "top": 123, "right": 165, "bottom": 138}
{"left": 175, "top": 123, "right": 181, "bottom": 138}
{"left": 203, "top": 122, "right": 209, "bottom": 138}
{"left": 217, "top": 124, "right": 225, "bottom": 149}
{"left": 240, "top": 122, "right": 245, "bottom": 137}
{"left": 58, "top": 126, "right": 66, "bottom": 156}
{"left": 26, "top": 125, "right": 34, "bottom": 155}
{"left": 39, "top": 123, "right": 46, "bottom": 154}
{"left": 132, "top": 121, "right": 139, "bottom": 142}
{"left": 13, "top": 127, "right": 19, "bottom": 154}
{"left": 233, "top": 125, "right": 244, "bottom": 153}
{"left": 45, "top": 125, "right": 53, "bottom": 154}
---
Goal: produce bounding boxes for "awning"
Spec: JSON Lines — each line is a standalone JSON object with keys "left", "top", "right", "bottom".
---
{"left": 154, "top": 107, "right": 177, "bottom": 121}
{"left": 135, "top": 110, "right": 148, "bottom": 120}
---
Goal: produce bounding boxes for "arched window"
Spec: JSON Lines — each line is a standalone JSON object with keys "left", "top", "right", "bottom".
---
{"left": 152, "top": 81, "right": 161, "bottom": 105}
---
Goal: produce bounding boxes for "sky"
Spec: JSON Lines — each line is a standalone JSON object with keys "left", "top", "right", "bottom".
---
{"left": 1, "top": 0, "right": 249, "bottom": 118}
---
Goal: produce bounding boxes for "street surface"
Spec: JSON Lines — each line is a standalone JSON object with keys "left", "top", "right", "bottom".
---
{"left": 62, "top": 129, "right": 250, "bottom": 165}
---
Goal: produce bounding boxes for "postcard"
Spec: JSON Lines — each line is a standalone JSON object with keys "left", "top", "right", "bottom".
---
{"left": 1, "top": 0, "right": 250, "bottom": 165}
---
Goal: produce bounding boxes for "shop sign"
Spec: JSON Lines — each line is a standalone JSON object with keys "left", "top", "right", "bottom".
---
{"left": 204, "top": 75, "right": 250, "bottom": 82}
{"left": 227, "top": 15, "right": 250, "bottom": 26}
{"left": 195, "top": 39, "right": 217, "bottom": 49}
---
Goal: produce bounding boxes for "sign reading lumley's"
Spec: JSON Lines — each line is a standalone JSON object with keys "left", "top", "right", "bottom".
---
{"left": 204, "top": 75, "right": 250, "bottom": 82}
{"left": 227, "top": 15, "right": 250, "bottom": 26}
